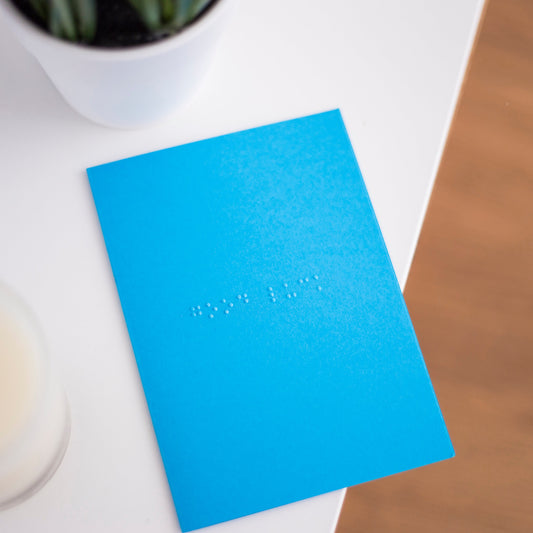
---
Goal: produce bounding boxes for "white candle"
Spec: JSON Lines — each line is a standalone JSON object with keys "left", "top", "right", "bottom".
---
{"left": 0, "top": 283, "right": 70, "bottom": 509}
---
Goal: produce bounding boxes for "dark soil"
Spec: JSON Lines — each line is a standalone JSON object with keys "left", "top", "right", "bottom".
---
{"left": 10, "top": 0, "right": 214, "bottom": 48}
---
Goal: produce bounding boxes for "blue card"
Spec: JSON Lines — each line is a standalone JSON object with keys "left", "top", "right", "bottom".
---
{"left": 87, "top": 110, "right": 453, "bottom": 532}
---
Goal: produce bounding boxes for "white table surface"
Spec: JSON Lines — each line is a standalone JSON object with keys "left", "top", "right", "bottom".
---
{"left": 0, "top": 1, "right": 484, "bottom": 531}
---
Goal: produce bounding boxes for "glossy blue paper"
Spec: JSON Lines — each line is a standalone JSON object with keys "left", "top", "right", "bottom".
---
{"left": 87, "top": 110, "right": 453, "bottom": 532}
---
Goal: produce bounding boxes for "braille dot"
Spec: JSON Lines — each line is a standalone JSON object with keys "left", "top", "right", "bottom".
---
{"left": 221, "top": 299, "right": 226, "bottom": 304}
{"left": 313, "top": 275, "right": 319, "bottom": 280}
{"left": 196, "top": 305, "right": 201, "bottom": 310}
{"left": 298, "top": 279, "right": 304, "bottom": 284}
{"left": 192, "top": 313, "right": 197, "bottom": 317}
{"left": 244, "top": 299, "right": 249, "bottom": 303}
{"left": 287, "top": 293, "right": 292, "bottom": 299}
{"left": 206, "top": 303, "right": 211, "bottom": 307}
{"left": 213, "top": 307, "right": 218, "bottom": 312}
{"left": 228, "top": 302, "right": 234, "bottom": 308}
{"left": 237, "top": 295, "right": 242, "bottom": 300}
{"left": 268, "top": 287, "right": 273, "bottom": 292}
{"left": 305, "top": 277, "right": 309, "bottom": 282}
{"left": 271, "top": 298, "right": 276, "bottom": 303}
{"left": 198, "top": 311, "right": 202, "bottom": 316}
{"left": 190, "top": 307, "right": 196, "bottom": 311}
{"left": 283, "top": 283, "right": 288, "bottom": 288}
{"left": 292, "top": 292, "right": 297, "bottom": 297}
{"left": 209, "top": 314, "right": 214, "bottom": 319}
{"left": 270, "top": 292, "right": 275, "bottom": 297}
{"left": 224, "top": 310, "right": 229, "bottom": 315}
{"left": 243, "top": 293, "right": 248, "bottom": 298}
{"left": 317, "top": 286, "right": 322, "bottom": 291}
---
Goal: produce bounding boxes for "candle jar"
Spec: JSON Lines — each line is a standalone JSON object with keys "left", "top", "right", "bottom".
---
{"left": 0, "top": 283, "right": 70, "bottom": 510}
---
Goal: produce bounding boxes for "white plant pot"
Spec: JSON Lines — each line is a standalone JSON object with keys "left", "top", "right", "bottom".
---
{"left": 0, "top": 0, "right": 232, "bottom": 128}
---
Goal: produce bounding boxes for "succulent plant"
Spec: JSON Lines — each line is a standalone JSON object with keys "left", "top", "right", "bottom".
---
{"left": 24, "top": 0, "right": 213, "bottom": 44}
{"left": 29, "top": 0, "right": 97, "bottom": 42}
{"left": 127, "top": 0, "right": 212, "bottom": 33}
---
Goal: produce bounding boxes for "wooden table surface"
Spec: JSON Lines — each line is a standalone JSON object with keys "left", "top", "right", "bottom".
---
{"left": 337, "top": 0, "right": 533, "bottom": 531}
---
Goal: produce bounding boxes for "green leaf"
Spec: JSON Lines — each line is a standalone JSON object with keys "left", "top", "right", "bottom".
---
{"left": 72, "top": 0, "right": 97, "bottom": 42}
{"left": 49, "top": 0, "right": 78, "bottom": 41}
{"left": 171, "top": 0, "right": 186, "bottom": 27}
{"left": 161, "top": 0, "right": 175, "bottom": 23}
{"left": 185, "top": 0, "right": 211, "bottom": 23}
{"left": 128, "top": 0, "right": 162, "bottom": 31}
{"left": 29, "top": 0, "right": 47, "bottom": 20}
